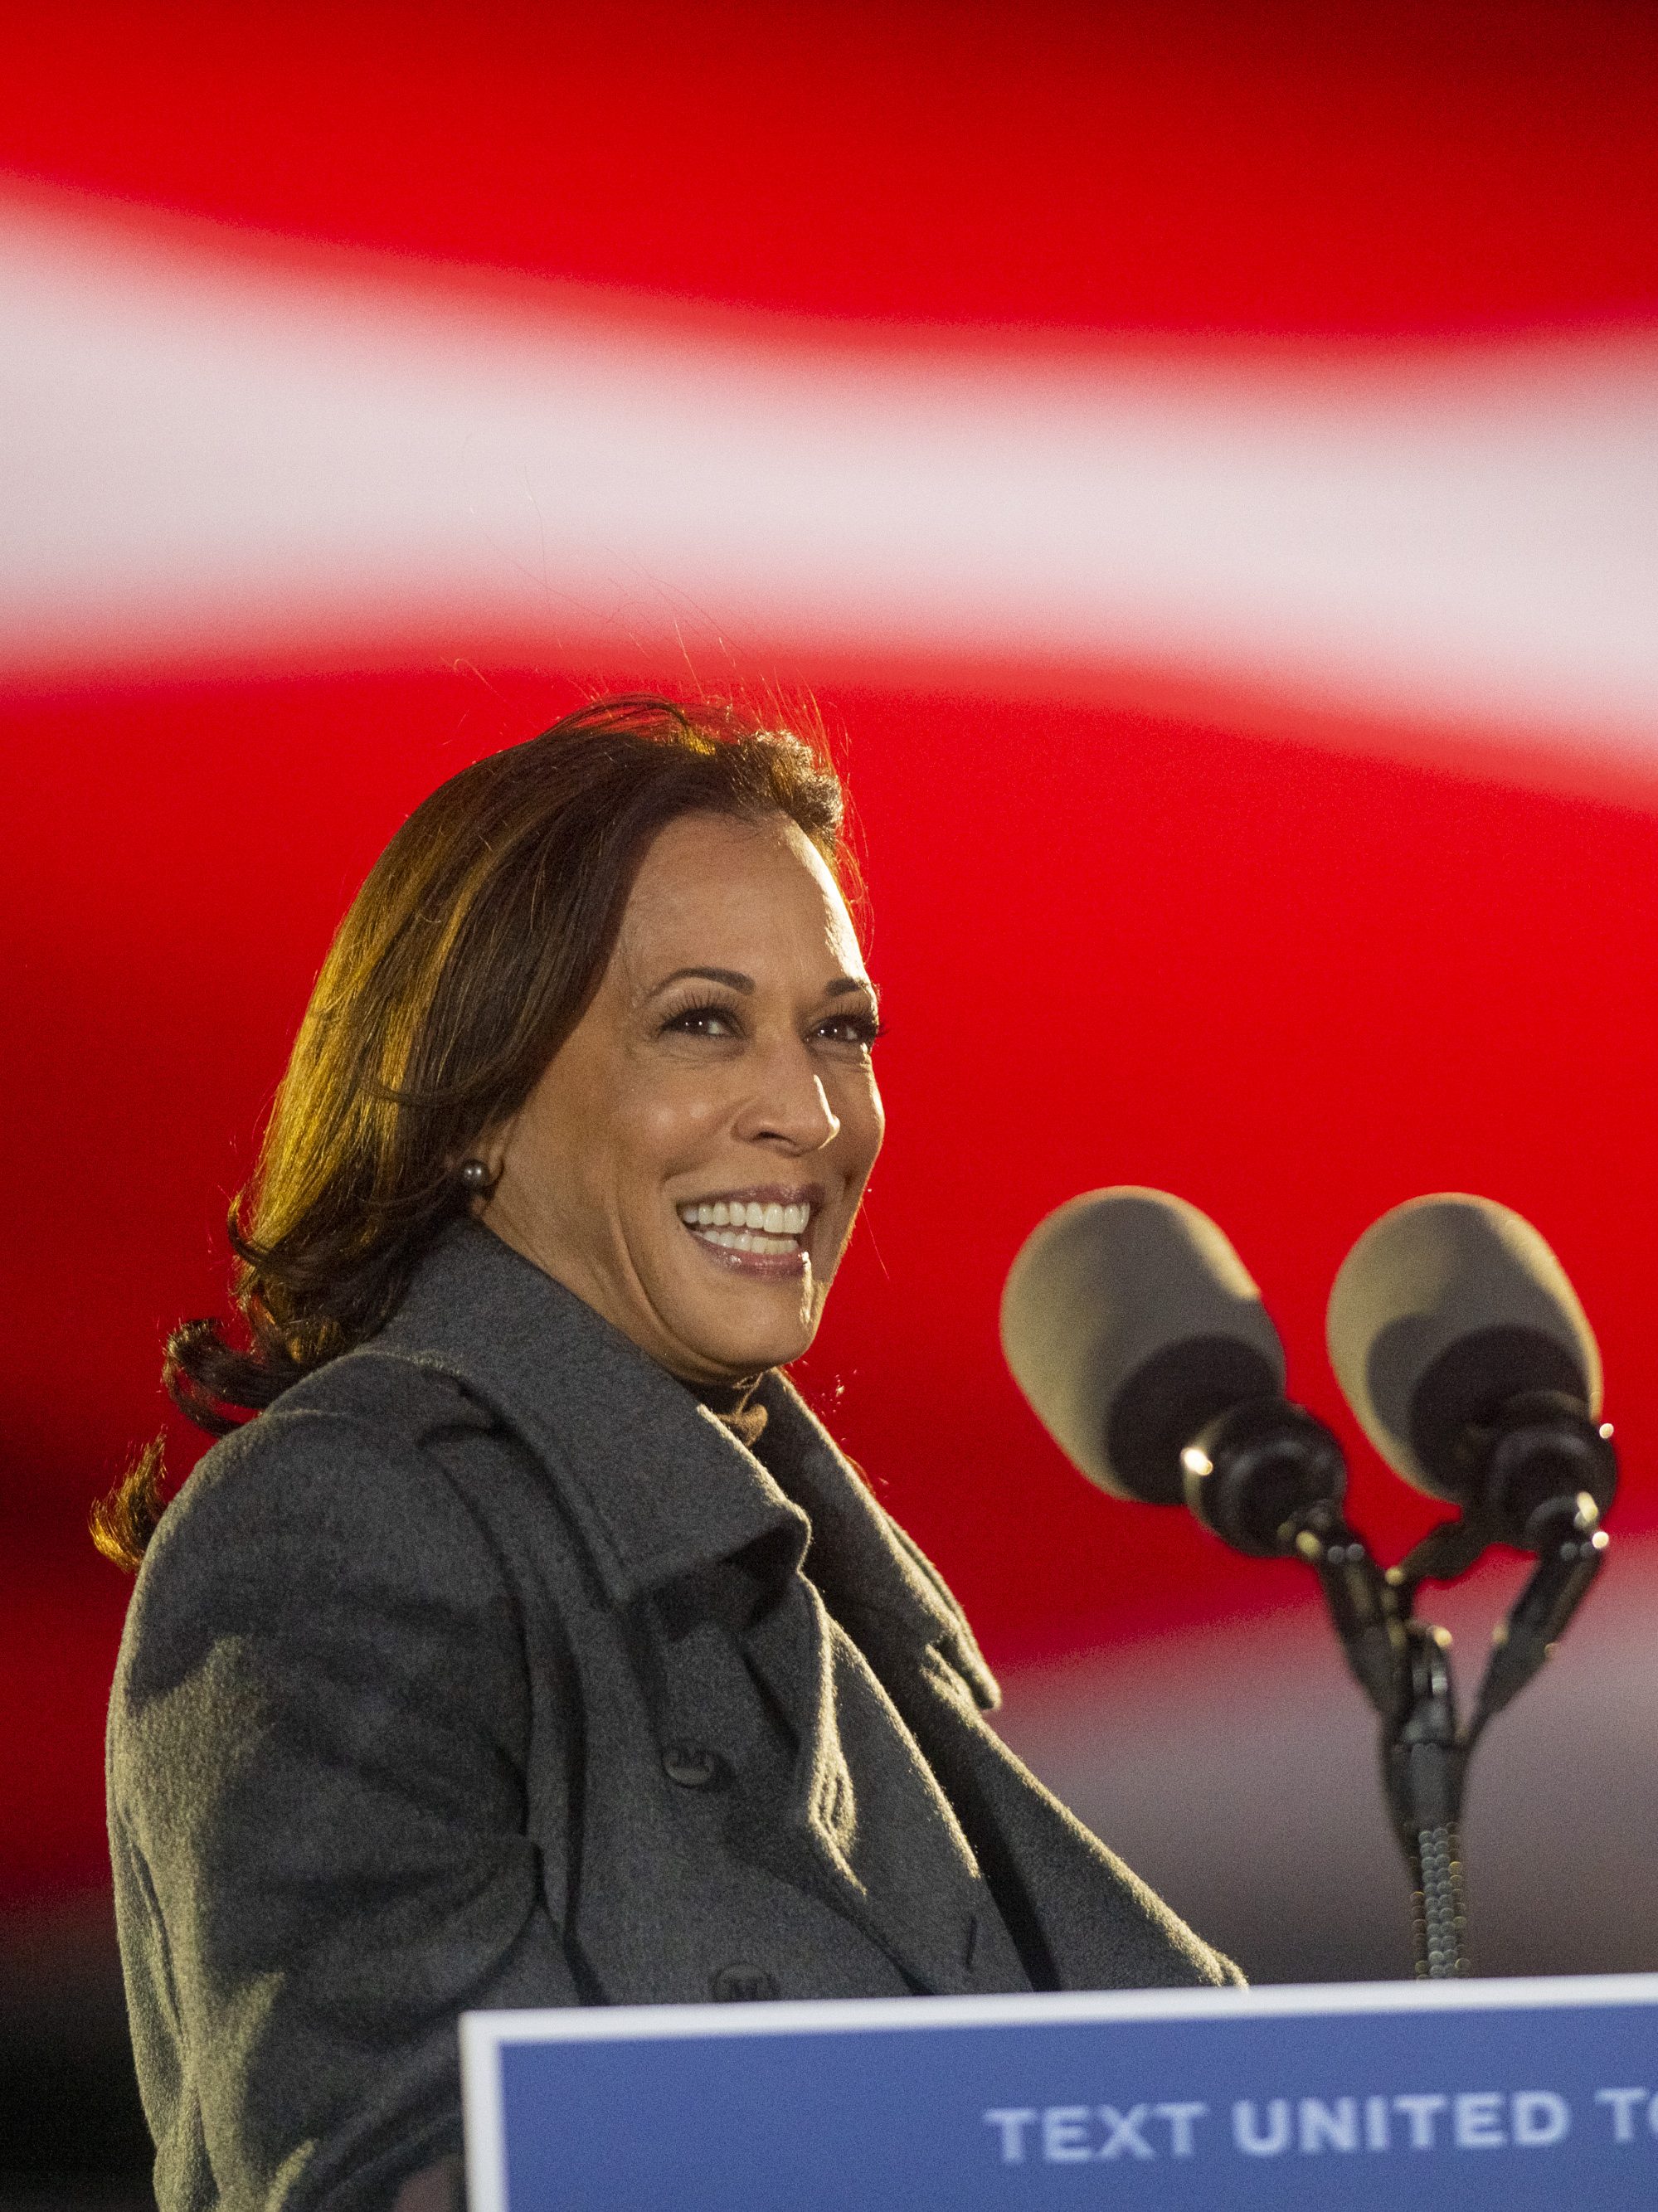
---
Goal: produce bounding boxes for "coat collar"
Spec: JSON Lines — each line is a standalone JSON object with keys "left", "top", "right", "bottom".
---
{"left": 371, "top": 1219, "right": 795, "bottom": 1601}
{"left": 750, "top": 1373, "right": 999, "bottom": 1709}
{"left": 366, "top": 1221, "right": 996, "bottom": 1704}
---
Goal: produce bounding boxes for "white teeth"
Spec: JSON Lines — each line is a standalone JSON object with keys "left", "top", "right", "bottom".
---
{"left": 679, "top": 1197, "right": 814, "bottom": 1243}
{"left": 688, "top": 1223, "right": 804, "bottom": 1257}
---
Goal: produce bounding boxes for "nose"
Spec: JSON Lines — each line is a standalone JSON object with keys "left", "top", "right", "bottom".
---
{"left": 734, "top": 1035, "right": 842, "bottom": 1154}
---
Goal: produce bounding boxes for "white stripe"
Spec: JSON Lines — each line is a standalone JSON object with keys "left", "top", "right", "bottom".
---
{"left": 3, "top": 188, "right": 1657, "bottom": 746}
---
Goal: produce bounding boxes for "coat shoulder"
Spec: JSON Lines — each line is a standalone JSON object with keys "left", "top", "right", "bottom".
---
{"left": 114, "top": 1349, "right": 510, "bottom": 1719}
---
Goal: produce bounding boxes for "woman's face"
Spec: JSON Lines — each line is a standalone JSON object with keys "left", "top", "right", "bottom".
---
{"left": 479, "top": 809, "right": 884, "bottom": 1383}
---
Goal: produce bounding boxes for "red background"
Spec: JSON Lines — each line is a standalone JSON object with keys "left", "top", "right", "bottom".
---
{"left": 6, "top": 0, "right": 1658, "bottom": 1918}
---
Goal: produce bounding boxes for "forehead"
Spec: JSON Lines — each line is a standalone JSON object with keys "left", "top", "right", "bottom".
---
{"left": 615, "top": 810, "right": 863, "bottom": 975}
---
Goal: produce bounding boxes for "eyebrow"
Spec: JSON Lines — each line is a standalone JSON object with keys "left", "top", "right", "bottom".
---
{"left": 648, "top": 966, "right": 755, "bottom": 998}
{"left": 648, "top": 965, "right": 878, "bottom": 1006}
{"left": 825, "top": 974, "right": 879, "bottom": 1009}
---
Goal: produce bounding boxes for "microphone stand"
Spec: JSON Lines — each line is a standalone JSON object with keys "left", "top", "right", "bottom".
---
{"left": 1291, "top": 1495, "right": 1609, "bottom": 1980}
{"left": 1185, "top": 1394, "right": 1615, "bottom": 1977}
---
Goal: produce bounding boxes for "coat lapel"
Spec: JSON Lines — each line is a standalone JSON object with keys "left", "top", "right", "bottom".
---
{"left": 370, "top": 1221, "right": 1040, "bottom": 1994}
{"left": 371, "top": 1223, "right": 807, "bottom": 1601}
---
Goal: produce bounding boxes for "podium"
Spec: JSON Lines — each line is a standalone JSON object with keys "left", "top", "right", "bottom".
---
{"left": 462, "top": 1975, "right": 1658, "bottom": 2210}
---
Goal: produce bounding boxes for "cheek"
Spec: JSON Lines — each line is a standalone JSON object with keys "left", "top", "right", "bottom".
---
{"left": 844, "top": 1075, "right": 885, "bottom": 1174}
{"left": 620, "top": 1081, "right": 729, "bottom": 1183}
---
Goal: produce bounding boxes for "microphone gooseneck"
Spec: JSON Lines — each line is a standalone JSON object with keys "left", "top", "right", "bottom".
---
{"left": 1326, "top": 1193, "right": 1615, "bottom": 1744}
{"left": 1321, "top": 1194, "right": 1618, "bottom": 1973}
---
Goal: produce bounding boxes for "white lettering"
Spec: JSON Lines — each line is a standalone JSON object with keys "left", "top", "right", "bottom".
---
{"left": 1096, "top": 2105, "right": 1155, "bottom": 2161}
{"left": 1512, "top": 2092, "right": 1570, "bottom": 2147}
{"left": 992, "top": 2081, "right": 1574, "bottom": 2165}
{"left": 1155, "top": 2103, "right": 1208, "bottom": 2158}
{"left": 983, "top": 2108, "right": 1037, "bottom": 2164}
{"left": 1234, "top": 2099, "right": 1291, "bottom": 2156}
{"left": 1455, "top": 2093, "right": 1506, "bottom": 2148}
{"left": 1393, "top": 2093, "right": 1449, "bottom": 2149}
{"left": 1043, "top": 2107, "right": 1092, "bottom": 2163}
{"left": 1596, "top": 2088, "right": 1648, "bottom": 2144}
{"left": 1300, "top": 2097, "right": 1359, "bottom": 2153}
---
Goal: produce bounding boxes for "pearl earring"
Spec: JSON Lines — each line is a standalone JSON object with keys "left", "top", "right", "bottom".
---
{"left": 459, "top": 1158, "right": 494, "bottom": 1195}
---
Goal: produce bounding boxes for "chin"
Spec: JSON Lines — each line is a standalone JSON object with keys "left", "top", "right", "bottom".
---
{"left": 677, "top": 1284, "right": 822, "bottom": 1377}
{"left": 693, "top": 1322, "right": 816, "bottom": 1377}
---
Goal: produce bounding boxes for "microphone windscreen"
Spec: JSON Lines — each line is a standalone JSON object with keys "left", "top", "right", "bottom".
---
{"left": 1000, "top": 1187, "right": 1286, "bottom": 1505}
{"left": 1325, "top": 1194, "right": 1602, "bottom": 1502}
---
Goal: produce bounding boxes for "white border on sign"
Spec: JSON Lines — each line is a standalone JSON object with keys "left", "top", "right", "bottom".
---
{"left": 460, "top": 2010, "right": 511, "bottom": 2212}
{"left": 459, "top": 1971, "right": 1658, "bottom": 2212}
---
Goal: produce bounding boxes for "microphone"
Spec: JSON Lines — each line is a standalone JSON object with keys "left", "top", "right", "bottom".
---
{"left": 1325, "top": 1194, "right": 1616, "bottom": 1553}
{"left": 1002, "top": 1184, "right": 1617, "bottom": 1977}
{"left": 1000, "top": 1188, "right": 1345, "bottom": 1557}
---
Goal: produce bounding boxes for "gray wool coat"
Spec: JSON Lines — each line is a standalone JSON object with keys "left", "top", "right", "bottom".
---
{"left": 108, "top": 1220, "right": 1239, "bottom": 2212}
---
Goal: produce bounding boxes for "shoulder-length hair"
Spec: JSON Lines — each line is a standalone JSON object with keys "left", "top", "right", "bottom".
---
{"left": 93, "top": 693, "right": 848, "bottom": 1569}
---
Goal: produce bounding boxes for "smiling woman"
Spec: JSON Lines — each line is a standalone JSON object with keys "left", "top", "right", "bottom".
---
{"left": 95, "top": 695, "right": 1237, "bottom": 2212}
{"left": 472, "top": 809, "right": 885, "bottom": 1384}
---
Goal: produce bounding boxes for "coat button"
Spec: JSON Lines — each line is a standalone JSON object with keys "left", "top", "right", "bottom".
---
{"left": 660, "top": 1743, "right": 722, "bottom": 1789}
{"left": 711, "top": 1964, "right": 779, "bottom": 2002}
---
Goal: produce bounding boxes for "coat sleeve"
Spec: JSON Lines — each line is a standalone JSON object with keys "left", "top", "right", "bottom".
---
{"left": 108, "top": 1403, "right": 582, "bottom": 2212}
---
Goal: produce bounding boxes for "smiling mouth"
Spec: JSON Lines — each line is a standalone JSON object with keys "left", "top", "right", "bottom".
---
{"left": 676, "top": 1192, "right": 818, "bottom": 1265}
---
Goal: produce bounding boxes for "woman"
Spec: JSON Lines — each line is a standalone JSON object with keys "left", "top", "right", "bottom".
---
{"left": 98, "top": 696, "right": 1237, "bottom": 2212}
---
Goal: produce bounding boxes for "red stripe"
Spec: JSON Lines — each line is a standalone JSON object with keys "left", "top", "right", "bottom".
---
{"left": 2, "top": 1, "right": 1656, "bottom": 331}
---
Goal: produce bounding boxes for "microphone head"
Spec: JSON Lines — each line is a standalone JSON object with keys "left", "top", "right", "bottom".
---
{"left": 1325, "top": 1194, "right": 1602, "bottom": 1503}
{"left": 1000, "top": 1187, "right": 1286, "bottom": 1505}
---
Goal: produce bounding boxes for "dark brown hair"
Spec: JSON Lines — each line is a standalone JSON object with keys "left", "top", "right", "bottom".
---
{"left": 92, "top": 693, "right": 848, "bottom": 1570}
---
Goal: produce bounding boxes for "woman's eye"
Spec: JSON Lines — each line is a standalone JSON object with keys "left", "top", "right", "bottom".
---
{"left": 662, "top": 1002, "right": 741, "bottom": 1038}
{"left": 814, "top": 1013, "right": 884, "bottom": 1048}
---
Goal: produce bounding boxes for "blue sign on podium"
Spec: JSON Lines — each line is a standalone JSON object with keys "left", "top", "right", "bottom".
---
{"left": 461, "top": 1976, "right": 1658, "bottom": 2212}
